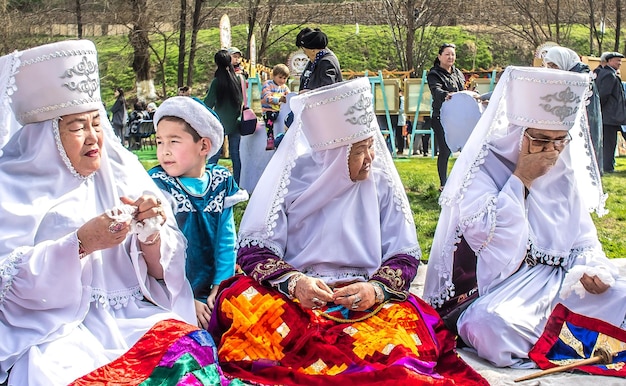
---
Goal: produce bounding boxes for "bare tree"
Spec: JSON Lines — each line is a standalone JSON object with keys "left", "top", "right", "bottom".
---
{"left": 148, "top": 22, "right": 178, "bottom": 98}
{"left": 124, "top": 0, "right": 159, "bottom": 100}
{"left": 382, "top": 0, "right": 446, "bottom": 72}
{"left": 186, "top": 0, "right": 223, "bottom": 86}
{"left": 586, "top": 0, "right": 606, "bottom": 55}
{"left": 502, "top": 0, "right": 580, "bottom": 48}
{"left": 244, "top": 0, "right": 261, "bottom": 57}
{"left": 238, "top": 0, "right": 343, "bottom": 64}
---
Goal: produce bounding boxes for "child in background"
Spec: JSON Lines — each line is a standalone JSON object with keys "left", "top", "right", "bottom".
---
{"left": 261, "top": 64, "right": 290, "bottom": 150}
{"left": 148, "top": 96, "right": 249, "bottom": 329}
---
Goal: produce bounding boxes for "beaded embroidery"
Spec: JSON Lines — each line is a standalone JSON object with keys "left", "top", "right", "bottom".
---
{"left": 251, "top": 258, "right": 295, "bottom": 283}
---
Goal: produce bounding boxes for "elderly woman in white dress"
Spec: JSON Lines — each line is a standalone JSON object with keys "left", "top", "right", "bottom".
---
{"left": 209, "top": 78, "right": 488, "bottom": 385}
{"left": 0, "top": 40, "right": 197, "bottom": 385}
{"left": 424, "top": 66, "right": 626, "bottom": 368}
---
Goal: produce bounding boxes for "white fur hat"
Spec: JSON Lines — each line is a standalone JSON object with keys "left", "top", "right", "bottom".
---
{"left": 153, "top": 96, "right": 224, "bottom": 158}
{"left": 506, "top": 66, "right": 590, "bottom": 131}
{"left": 289, "top": 77, "right": 378, "bottom": 151}
{"left": 11, "top": 39, "right": 102, "bottom": 125}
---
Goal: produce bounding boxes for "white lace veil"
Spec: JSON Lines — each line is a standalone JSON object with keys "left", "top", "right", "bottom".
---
{"left": 424, "top": 66, "right": 606, "bottom": 305}
{"left": 238, "top": 78, "right": 420, "bottom": 283}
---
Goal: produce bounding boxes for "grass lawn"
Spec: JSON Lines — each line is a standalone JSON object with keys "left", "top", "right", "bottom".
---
{"left": 136, "top": 148, "right": 626, "bottom": 260}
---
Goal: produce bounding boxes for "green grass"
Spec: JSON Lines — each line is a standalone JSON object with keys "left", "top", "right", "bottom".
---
{"left": 136, "top": 149, "right": 626, "bottom": 260}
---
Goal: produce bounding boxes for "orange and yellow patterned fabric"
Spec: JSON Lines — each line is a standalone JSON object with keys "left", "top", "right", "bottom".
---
{"left": 210, "top": 275, "right": 488, "bottom": 385}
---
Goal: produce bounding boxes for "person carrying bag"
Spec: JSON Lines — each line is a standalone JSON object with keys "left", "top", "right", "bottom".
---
{"left": 239, "top": 76, "right": 258, "bottom": 136}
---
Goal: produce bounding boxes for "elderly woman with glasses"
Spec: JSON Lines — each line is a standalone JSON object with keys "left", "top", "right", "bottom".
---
{"left": 427, "top": 43, "right": 468, "bottom": 191}
{"left": 424, "top": 66, "right": 626, "bottom": 368}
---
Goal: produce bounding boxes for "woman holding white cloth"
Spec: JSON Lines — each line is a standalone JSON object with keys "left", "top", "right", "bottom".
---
{"left": 0, "top": 40, "right": 194, "bottom": 385}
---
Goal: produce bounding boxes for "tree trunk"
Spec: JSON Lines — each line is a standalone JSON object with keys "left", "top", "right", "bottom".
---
{"left": 75, "top": 0, "right": 82, "bottom": 38}
{"left": 245, "top": 0, "right": 261, "bottom": 57}
{"left": 177, "top": 0, "right": 187, "bottom": 88}
{"left": 128, "top": 0, "right": 156, "bottom": 101}
{"left": 129, "top": 0, "right": 150, "bottom": 81}
{"left": 187, "top": 0, "right": 203, "bottom": 87}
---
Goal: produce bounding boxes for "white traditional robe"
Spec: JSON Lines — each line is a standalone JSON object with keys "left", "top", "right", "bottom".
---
{"left": 424, "top": 66, "right": 626, "bottom": 368}
{"left": 0, "top": 110, "right": 195, "bottom": 385}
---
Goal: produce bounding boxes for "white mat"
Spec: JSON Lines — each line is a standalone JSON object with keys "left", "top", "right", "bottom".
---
{"left": 411, "top": 259, "right": 626, "bottom": 385}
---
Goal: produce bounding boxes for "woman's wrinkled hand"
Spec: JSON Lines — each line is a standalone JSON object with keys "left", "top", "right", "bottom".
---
{"left": 294, "top": 275, "right": 334, "bottom": 309}
{"left": 333, "top": 282, "right": 377, "bottom": 312}
{"left": 121, "top": 195, "right": 166, "bottom": 225}
{"left": 580, "top": 273, "right": 610, "bottom": 295}
{"left": 195, "top": 299, "right": 211, "bottom": 330}
{"left": 77, "top": 213, "right": 131, "bottom": 256}
{"left": 513, "top": 134, "right": 560, "bottom": 189}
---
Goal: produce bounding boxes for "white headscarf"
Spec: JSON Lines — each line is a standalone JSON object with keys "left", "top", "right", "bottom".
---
{"left": 238, "top": 78, "right": 420, "bottom": 284}
{"left": 543, "top": 46, "right": 581, "bottom": 71}
{"left": 424, "top": 66, "right": 606, "bottom": 305}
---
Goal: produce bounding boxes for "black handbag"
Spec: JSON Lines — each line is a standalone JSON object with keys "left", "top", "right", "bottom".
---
{"left": 239, "top": 106, "right": 258, "bottom": 136}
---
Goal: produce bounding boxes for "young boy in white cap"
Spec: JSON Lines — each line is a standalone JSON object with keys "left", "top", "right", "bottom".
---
{"left": 148, "top": 96, "right": 248, "bottom": 329}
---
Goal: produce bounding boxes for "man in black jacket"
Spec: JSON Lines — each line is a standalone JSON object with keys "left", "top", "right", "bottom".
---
{"left": 596, "top": 52, "right": 626, "bottom": 173}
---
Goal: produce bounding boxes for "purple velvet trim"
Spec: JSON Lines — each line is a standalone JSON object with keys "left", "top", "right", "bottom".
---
{"left": 237, "top": 245, "right": 297, "bottom": 283}
{"left": 371, "top": 253, "right": 419, "bottom": 293}
{"left": 392, "top": 356, "right": 442, "bottom": 378}
{"left": 159, "top": 335, "right": 217, "bottom": 368}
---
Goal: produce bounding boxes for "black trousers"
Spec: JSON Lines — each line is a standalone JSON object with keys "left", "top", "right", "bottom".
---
{"left": 432, "top": 115, "right": 451, "bottom": 186}
{"left": 603, "top": 124, "right": 620, "bottom": 172}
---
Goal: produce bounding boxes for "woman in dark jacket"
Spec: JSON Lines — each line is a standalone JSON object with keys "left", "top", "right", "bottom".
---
{"left": 296, "top": 27, "right": 342, "bottom": 92}
{"left": 427, "top": 43, "right": 466, "bottom": 190}
{"left": 205, "top": 50, "right": 244, "bottom": 183}
{"left": 110, "top": 87, "right": 127, "bottom": 141}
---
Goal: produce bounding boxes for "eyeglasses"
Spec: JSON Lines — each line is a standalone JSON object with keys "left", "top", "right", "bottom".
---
{"left": 524, "top": 131, "right": 572, "bottom": 148}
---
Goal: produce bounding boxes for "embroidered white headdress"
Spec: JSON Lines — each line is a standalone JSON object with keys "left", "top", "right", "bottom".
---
{"left": 506, "top": 66, "right": 588, "bottom": 131}
{"left": 290, "top": 79, "right": 379, "bottom": 150}
{"left": 12, "top": 40, "right": 101, "bottom": 125}
{"left": 0, "top": 40, "right": 102, "bottom": 153}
